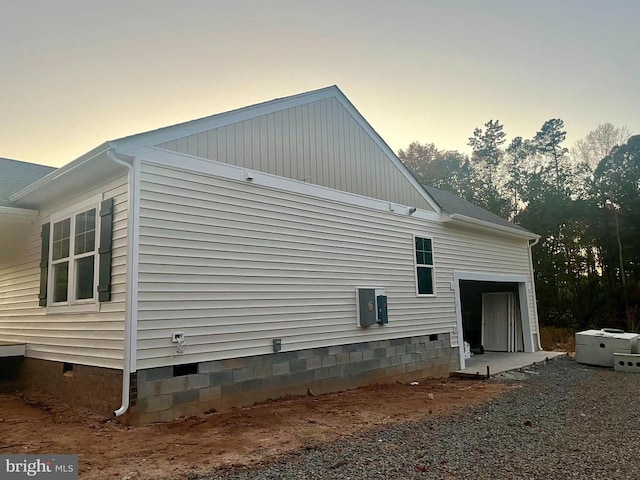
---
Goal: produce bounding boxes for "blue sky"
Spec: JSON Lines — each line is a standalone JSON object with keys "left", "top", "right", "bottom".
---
{"left": 2, "top": 0, "right": 638, "bottom": 167}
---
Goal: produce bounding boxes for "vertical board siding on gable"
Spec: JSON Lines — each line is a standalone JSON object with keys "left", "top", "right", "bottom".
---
{"left": 155, "top": 97, "right": 432, "bottom": 211}
{"left": 135, "top": 163, "right": 534, "bottom": 369}
{"left": 0, "top": 177, "right": 128, "bottom": 369}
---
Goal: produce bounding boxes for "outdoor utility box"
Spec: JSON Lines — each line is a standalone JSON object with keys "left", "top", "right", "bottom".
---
{"left": 613, "top": 353, "right": 640, "bottom": 373}
{"left": 357, "top": 288, "right": 377, "bottom": 326}
{"left": 575, "top": 329, "right": 640, "bottom": 367}
{"left": 356, "top": 288, "right": 386, "bottom": 327}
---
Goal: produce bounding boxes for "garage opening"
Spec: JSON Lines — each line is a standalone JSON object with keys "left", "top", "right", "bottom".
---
{"left": 454, "top": 273, "right": 537, "bottom": 370}
{"left": 459, "top": 280, "right": 522, "bottom": 353}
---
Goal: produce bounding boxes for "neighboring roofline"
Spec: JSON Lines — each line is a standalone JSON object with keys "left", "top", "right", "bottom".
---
{"left": 444, "top": 213, "right": 540, "bottom": 240}
{"left": 0, "top": 157, "right": 55, "bottom": 170}
{"left": 0, "top": 206, "right": 39, "bottom": 223}
{"left": 10, "top": 142, "right": 111, "bottom": 203}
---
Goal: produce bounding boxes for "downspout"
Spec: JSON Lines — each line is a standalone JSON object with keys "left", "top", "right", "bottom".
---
{"left": 528, "top": 237, "right": 542, "bottom": 350}
{"left": 107, "top": 150, "right": 138, "bottom": 417}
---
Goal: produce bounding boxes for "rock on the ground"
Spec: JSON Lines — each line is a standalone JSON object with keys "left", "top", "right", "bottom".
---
{"left": 204, "top": 357, "right": 640, "bottom": 480}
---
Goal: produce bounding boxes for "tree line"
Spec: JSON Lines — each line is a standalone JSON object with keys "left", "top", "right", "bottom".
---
{"left": 398, "top": 122, "right": 639, "bottom": 332}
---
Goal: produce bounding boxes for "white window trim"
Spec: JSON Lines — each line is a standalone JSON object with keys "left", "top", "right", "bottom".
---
{"left": 413, "top": 234, "right": 437, "bottom": 297}
{"left": 46, "top": 195, "right": 102, "bottom": 314}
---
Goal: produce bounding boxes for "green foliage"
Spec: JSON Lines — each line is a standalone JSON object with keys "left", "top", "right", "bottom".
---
{"left": 505, "top": 136, "right": 534, "bottom": 217}
{"left": 397, "top": 142, "right": 478, "bottom": 201}
{"left": 572, "top": 123, "right": 631, "bottom": 168}
{"left": 468, "top": 120, "right": 507, "bottom": 168}
{"left": 533, "top": 118, "right": 569, "bottom": 194}
{"left": 467, "top": 120, "right": 508, "bottom": 215}
{"left": 398, "top": 125, "right": 639, "bottom": 331}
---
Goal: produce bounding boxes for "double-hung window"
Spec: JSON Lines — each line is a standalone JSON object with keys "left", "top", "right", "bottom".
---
{"left": 50, "top": 206, "right": 98, "bottom": 305}
{"left": 414, "top": 236, "right": 435, "bottom": 295}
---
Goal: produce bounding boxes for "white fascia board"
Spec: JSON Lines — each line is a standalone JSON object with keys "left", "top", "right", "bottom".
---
{"left": 444, "top": 213, "right": 539, "bottom": 240}
{"left": 128, "top": 146, "right": 441, "bottom": 222}
{"left": 10, "top": 142, "right": 111, "bottom": 204}
{"left": 0, "top": 206, "right": 38, "bottom": 223}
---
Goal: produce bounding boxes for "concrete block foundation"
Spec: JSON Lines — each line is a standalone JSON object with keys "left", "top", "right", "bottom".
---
{"left": 11, "top": 358, "right": 123, "bottom": 417}
{"left": 133, "top": 333, "right": 459, "bottom": 424}
{"left": 2, "top": 333, "right": 459, "bottom": 424}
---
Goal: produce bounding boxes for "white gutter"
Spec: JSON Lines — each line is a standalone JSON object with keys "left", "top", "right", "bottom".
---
{"left": 10, "top": 143, "right": 110, "bottom": 204}
{"left": 528, "top": 237, "right": 543, "bottom": 350}
{"left": 107, "top": 150, "right": 139, "bottom": 417}
{"left": 444, "top": 213, "right": 539, "bottom": 240}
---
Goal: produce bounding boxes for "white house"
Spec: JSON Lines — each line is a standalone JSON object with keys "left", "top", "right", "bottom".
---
{"left": 0, "top": 86, "right": 540, "bottom": 423}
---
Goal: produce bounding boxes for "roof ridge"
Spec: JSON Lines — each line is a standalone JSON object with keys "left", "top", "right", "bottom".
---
{"left": 110, "top": 85, "right": 340, "bottom": 149}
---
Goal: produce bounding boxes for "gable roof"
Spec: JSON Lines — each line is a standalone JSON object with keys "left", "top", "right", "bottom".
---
{"left": 423, "top": 185, "right": 537, "bottom": 238}
{"left": 109, "top": 85, "right": 439, "bottom": 213}
{"left": 0, "top": 157, "right": 56, "bottom": 207}
{"left": 7, "top": 87, "right": 536, "bottom": 240}
{"left": 12, "top": 85, "right": 441, "bottom": 214}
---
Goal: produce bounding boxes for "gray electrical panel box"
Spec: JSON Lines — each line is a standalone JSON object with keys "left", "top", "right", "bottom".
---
{"left": 358, "top": 288, "right": 377, "bottom": 326}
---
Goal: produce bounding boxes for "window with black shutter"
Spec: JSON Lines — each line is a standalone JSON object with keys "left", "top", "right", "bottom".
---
{"left": 39, "top": 198, "right": 114, "bottom": 308}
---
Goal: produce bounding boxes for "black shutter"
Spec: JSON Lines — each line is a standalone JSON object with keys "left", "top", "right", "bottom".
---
{"left": 97, "top": 198, "right": 114, "bottom": 302}
{"left": 38, "top": 223, "right": 50, "bottom": 307}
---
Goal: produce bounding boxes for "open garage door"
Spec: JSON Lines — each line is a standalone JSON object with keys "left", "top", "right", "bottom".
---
{"left": 454, "top": 273, "right": 537, "bottom": 369}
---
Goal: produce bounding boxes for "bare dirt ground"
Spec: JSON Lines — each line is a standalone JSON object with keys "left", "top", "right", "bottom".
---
{"left": 0, "top": 378, "right": 511, "bottom": 480}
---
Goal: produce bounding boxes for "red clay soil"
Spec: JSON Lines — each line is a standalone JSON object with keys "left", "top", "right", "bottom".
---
{"left": 0, "top": 378, "right": 511, "bottom": 479}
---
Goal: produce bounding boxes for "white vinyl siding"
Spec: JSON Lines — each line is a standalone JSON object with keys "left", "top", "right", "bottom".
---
{"left": 155, "top": 97, "right": 433, "bottom": 212}
{"left": 0, "top": 177, "right": 128, "bottom": 368}
{"left": 442, "top": 224, "right": 539, "bottom": 345}
{"left": 136, "top": 162, "right": 534, "bottom": 369}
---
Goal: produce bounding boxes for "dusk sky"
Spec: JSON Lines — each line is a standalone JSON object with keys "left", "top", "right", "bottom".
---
{"left": 2, "top": 0, "right": 639, "bottom": 168}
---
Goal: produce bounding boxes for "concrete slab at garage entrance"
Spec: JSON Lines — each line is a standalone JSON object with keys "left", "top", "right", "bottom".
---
{"left": 453, "top": 351, "right": 568, "bottom": 378}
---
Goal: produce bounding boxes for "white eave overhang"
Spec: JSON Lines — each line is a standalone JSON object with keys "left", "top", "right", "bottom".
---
{"left": 0, "top": 206, "right": 39, "bottom": 224}
{"left": 9, "top": 143, "right": 130, "bottom": 209}
{"left": 442, "top": 213, "right": 540, "bottom": 241}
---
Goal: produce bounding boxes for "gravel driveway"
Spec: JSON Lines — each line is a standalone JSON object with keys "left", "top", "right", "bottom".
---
{"left": 206, "top": 356, "right": 640, "bottom": 479}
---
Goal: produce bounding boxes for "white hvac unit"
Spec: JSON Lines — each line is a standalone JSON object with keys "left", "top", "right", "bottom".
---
{"left": 575, "top": 329, "right": 640, "bottom": 367}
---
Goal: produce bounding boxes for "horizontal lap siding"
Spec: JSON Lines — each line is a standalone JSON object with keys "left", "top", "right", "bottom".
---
{"left": 136, "top": 163, "right": 444, "bottom": 368}
{"left": 156, "top": 97, "right": 432, "bottom": 211}
{"left": 136, "top": 163, "right": 533, "bottom": 368}
{"left": 0, "top": 177, "right": 128, "bottom": 369}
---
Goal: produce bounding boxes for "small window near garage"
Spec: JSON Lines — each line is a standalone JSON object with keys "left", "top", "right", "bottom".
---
{"left": 414, "top": 236, "right": 435, "bottom": 295}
